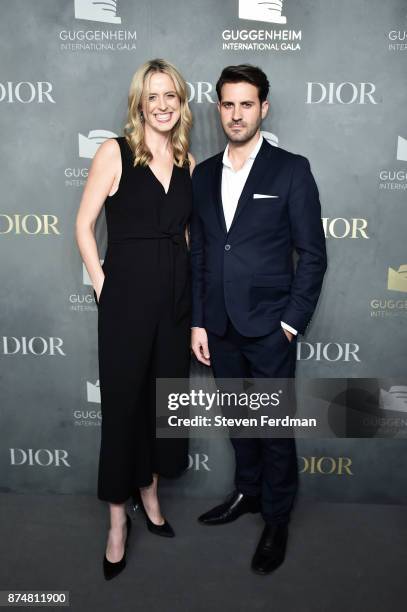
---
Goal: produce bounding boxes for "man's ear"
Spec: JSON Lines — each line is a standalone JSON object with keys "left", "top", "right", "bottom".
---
{"left": 261, "top": 100, "right": 269, "bottom": 119}
{"left": 217, "top": 101, "right": 221, "bottom": 113}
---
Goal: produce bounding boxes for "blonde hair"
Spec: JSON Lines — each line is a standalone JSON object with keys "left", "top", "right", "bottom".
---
{"left": 124, "top": 58, "right": 192, "bottom": 167}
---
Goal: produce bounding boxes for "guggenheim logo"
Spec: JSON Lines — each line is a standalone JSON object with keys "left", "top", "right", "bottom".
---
{"left": 87, "top": 380, "right": 101, "bottom": 403}
{"left": 74, "top": 0, "right": 121, "bottom": 24}
{"left": 239, "top": 0, "right": 287, "bottom": 24}
{"left": 397, "top": 136, "right": 407, "bottom": 162}
{"left": 380, "top": 386, "right": 407, "bottom": 413}
{"left": 387, "top": 265, "right": 407, "bottom": 293}
{"left": 78, "top": 129, "right": 117, "bottom": 159}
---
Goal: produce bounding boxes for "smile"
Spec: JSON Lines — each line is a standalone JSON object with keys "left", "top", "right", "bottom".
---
{"left": 154, "top": 112, "right": 173, "bottom": 123}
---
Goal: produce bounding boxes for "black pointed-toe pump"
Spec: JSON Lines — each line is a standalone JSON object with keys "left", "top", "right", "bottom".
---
{"left": 103, "top": 513, "right": 132, "bottom": 580}
{"left": 131, "top": 491, "right": 175, "bottom": 538}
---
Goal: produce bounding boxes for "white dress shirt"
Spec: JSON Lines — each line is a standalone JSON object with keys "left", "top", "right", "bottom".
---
{"left": 221, "top": 134, "right": 264, "bottom": 232}
{"left": 221, "top": 134, "right": 297, "bottom": 336}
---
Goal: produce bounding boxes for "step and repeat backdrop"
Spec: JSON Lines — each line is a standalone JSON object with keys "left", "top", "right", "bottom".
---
{"left": 1, "top": 0, "right": 406, "bottom": 504}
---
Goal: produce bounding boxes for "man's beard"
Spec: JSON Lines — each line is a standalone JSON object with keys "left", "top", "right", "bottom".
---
{"left": 224, "top": 120, "right": 261, "bottom": 144}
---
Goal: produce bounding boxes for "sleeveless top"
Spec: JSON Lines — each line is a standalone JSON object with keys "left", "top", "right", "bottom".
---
{"left": 102, "top": 136, "right": 193, "bottom": 322}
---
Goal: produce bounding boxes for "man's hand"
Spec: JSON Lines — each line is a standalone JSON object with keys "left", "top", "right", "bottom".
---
{"left": 191, "top": 327, "right": 211, "bottom": 366}
{"left": 282, "top": 328, "right": 293, "bottom": 343}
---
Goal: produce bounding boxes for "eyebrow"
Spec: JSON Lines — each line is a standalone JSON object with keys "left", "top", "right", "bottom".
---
{"left": 147, "top": 90, "right": 177, "bottom": 95}
{"left": 221, "top": 99, "right": 256, "bottom": 104}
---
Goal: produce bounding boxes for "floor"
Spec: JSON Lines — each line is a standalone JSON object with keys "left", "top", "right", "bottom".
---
{"left": 1, "top": 493, "right": 407, "bottom": 612}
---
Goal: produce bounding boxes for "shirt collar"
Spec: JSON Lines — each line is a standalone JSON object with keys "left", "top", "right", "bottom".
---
{"left": 222, "top": 134, "right": 264, "bottom": 170}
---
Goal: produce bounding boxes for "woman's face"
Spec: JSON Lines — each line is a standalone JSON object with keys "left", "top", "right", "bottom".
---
{"left": 141, "top": 71, "right": 181, "bottom": 134}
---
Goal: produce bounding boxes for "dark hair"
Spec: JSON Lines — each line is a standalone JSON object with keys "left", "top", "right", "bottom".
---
{"left": 216, "top": 64, "right": 270, "bottom": 103}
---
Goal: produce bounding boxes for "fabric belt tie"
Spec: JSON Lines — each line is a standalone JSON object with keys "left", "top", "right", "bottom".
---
{"left": 110, "top": 231, "right": 187, "bottom": 322}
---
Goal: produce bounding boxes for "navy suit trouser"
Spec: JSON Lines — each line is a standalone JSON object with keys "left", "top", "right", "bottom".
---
{"left": 207, "top": 317, "right": 299, "bottom": 525}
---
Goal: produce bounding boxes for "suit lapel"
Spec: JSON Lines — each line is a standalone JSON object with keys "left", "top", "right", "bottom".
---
{"left": 213, "top": 154, "right": 227, "bottom": 235}
{"left": 228, "top": 139, "right": 279, "bottom": 234}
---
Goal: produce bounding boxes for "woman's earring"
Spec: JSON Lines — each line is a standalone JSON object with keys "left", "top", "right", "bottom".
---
{"left": 140, "top": 110, "right": 144, "bottom": 121}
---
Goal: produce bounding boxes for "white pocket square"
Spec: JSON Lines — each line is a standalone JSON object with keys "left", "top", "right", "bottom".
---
{"left": 253, "top": 193, "right": 279, "bottom": 199}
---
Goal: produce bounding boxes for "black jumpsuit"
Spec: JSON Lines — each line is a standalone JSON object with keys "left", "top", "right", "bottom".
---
{"left": 95, "top": 136, "right": 191, "bottom": 503}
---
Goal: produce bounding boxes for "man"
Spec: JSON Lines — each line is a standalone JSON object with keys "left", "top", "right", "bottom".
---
{"left": 190, "top": 64, "right": 327, "bottom": 575}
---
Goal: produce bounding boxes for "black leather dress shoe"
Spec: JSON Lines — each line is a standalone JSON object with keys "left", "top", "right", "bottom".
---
{"left": 198, "top": 490, "right": 260, "bottom": 525}
{"left": 103, "top": 513, "right": 132, "bottom": 580}
{"left": 251, "top": 523, "right": 288, "bottom": 575}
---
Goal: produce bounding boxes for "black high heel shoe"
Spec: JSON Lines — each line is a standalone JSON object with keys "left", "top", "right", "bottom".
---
{"left": 103, "top": 513, "right": 132, "bottom": 580}
{"left": 131, "top": 492, "right": 175, "bottom": 538}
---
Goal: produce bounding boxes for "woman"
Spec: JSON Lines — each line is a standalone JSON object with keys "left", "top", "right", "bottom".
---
{"left": 75, "top": 59, "right": 195, "bottom": 580}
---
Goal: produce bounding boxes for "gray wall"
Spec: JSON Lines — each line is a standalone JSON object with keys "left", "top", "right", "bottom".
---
{"left": 1, "top": 0, "right": 406, "bottom": 503}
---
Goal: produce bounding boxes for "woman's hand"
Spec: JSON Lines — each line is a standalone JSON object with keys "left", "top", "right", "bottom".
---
{"left": 94, "top": 274, "right": 105, "bottom": 302}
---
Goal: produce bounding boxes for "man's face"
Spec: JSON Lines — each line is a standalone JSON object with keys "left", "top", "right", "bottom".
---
{"left": 217, "top": 81, "right": 269, "bottom": 144}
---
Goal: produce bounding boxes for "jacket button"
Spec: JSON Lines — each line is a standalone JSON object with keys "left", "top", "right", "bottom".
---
{"left": 224, "top": 244, "right": 231, "bottom": 251}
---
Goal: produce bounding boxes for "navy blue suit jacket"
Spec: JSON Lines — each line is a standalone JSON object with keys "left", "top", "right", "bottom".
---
{"left": 190, "top": 138, "right": 327, "bottom": 337}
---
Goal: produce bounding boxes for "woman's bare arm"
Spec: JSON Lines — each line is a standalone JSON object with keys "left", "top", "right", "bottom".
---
{"left": 75, "top": 138, "right": 121, "bottom": 298}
